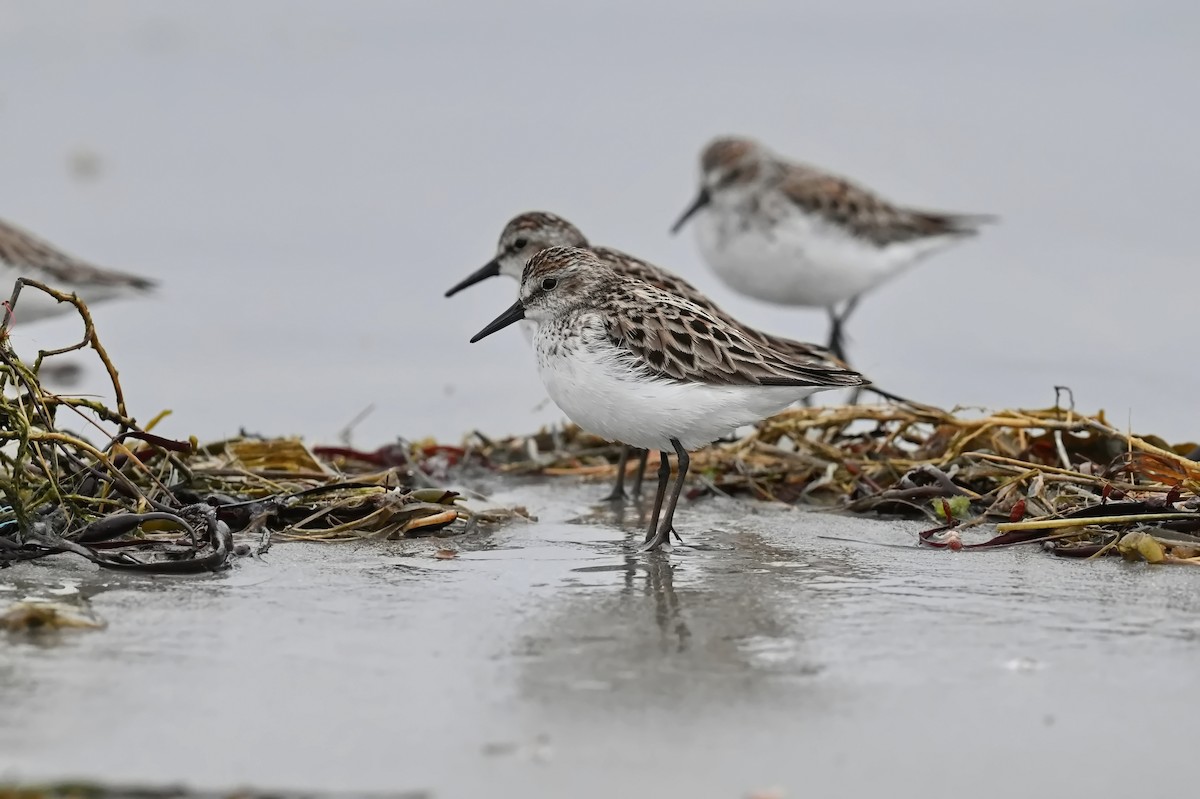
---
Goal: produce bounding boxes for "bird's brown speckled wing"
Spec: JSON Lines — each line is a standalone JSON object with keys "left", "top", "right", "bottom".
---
{"left": 778, "top": 165, "right": 991, "bottom": 247}
{"left": 0, "top": 218, "right": 155, "bottom": 289}
{"left": 603, "top": 284, "right": 865, "bottom": 388}
{"left": 592, "top": 246, "right": 715, "bottom": 310}
{"left": 595, "top": 245, "right": 848, "bottom": 367}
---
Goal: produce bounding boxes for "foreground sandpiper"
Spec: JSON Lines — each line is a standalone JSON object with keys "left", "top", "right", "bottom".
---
{"left": 0, "top": 216, "right": 155, "bottom": 324}
{"left": 671, "top": 135, "right": 991, "bottom": 362}
{"left": 469, "top": 246, "right": 865, "bottom": 551}
{"left": 447, "top": 211, "right": 850, "bottom": 502}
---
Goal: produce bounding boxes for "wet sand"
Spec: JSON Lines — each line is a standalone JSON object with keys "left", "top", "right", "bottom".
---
{"left": 3, "top": 481, "right": 1197, "bottom": 797}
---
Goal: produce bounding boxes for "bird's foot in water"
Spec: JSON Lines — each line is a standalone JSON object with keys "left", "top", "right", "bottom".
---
{"left": 641, "top": 526, "right": 684, "bottom": 552}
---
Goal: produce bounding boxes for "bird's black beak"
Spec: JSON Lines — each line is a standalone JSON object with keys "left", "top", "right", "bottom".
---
{"left": 670, "top": 187, "right": 711, "bottom": 234}
{"left": 470, "top": 299, "right": 526, "bottom": 343}
{"left": 445, "top": 258, "right": 501, "bottom": 298}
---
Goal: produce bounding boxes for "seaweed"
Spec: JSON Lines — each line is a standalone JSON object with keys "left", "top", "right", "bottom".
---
{"left": 0, "top": 279, "right": 508, "bottom": 573}
{"left": 3, "top": 277, "right": 1196, "bottom": 570}
{"left": 463, "top": 392, "right": 1200, "bottom": 564}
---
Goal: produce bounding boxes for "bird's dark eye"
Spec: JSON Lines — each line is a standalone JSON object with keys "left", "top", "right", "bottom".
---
{"left": 541, "top": 278, "right": 558, "bottom": 291}
{"left": 513, "top": 237, "right": 528, "bottom": 249}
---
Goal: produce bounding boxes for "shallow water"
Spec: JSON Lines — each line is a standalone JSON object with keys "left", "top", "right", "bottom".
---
{"left": 3, "top": 481, "right": 1198, "bottom": 797}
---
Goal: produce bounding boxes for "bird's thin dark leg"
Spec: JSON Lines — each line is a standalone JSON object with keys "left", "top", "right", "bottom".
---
{"left": 643, "top": 451, "right": 672, "bottom": 546}
{"left": 825, "top": 306, "right": 843, "bottom": 360}
{"left": 837, "top": 295, "right": 864, "bottom": 403}
{"left": 662, "top": 440, "right": 690, "bottom": 543}
{"left": 603, "top": 446, "right": 631, "bottom": 501}
{"left": 645, "top": 439, "right": 690, "bottom": 551}
{"left": 629, "top": 449, "right": 650, "bottom": 499}
{"left": 827, "top": 295, "right": 862, "bottom": 365}
{"left": 826, "top": 308, "right": 848, "bottom": 364}
{"left": 839, "top": 294, "right": 862, "bottom": 331}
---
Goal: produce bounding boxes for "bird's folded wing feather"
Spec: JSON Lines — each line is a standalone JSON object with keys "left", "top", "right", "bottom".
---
{"left": 592, "top": 246, "right": 710, "bottom": 308}
{"left": 603, "top": 285, "right": 865, "bottom": 388}
{"left": 779, "top": 164, "right": 991, "bottom": 246}
{"left": 595, "top": 245, "right": 845, "bottom": 366}
{"left": 0, "top": 219, "right": 155, "bottom": 289}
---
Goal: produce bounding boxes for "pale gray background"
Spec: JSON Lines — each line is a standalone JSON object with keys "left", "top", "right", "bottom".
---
{"left": 3, "top": 5, "right": 1199, "bottom": 798}
{"left": 1, "top": 0, "right": 1196, "bottom": 446}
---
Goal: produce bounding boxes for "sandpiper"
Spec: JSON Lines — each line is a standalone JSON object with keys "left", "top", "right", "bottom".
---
{"left": 469, "top": 246, "right": 865, "bottom": 551}
{"left": 671, "top": 136, "right": 991, "bottom": 362}
{"left": 447, "top": 211, "right": 849, "bottom": 502}
{"left": 0, "top": 217, "right": 155, "bottom": 324}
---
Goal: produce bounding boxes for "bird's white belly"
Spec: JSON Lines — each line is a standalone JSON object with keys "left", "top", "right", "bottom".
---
{"left": 694, "top": 207, "right": 953, "bottom": 308}
{"left": 535, "top": 330, "right": 818, "bottom": 452}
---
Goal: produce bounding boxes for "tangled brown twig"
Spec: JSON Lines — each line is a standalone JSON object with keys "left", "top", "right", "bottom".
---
{"left": 0, "top": 280, "right": 515, "bottom": 573}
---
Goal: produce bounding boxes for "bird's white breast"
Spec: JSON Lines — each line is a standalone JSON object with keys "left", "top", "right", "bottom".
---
{"left": 533, "top": 314, "right": 819, "bottom": 452}
{"left": 693, "top": 195, "right": 960, "bottom": 308}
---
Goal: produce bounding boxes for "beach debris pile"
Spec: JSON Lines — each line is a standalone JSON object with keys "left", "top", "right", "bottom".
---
{"left": 3, "top": 280, "right": 1197, "bottom": 571}
{"left": 466, "top": 393, "right": 1200, "bottom": 564}
{"left": 0, "top": 280, "right": 508, "bottom": 574}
